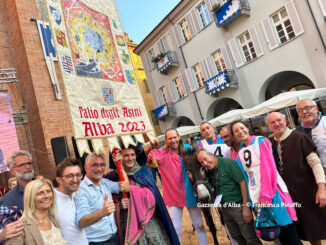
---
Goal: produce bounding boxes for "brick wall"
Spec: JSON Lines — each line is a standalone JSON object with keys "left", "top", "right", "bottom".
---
{"left": 0, "top": 0, "right": 75, "bottom": 184}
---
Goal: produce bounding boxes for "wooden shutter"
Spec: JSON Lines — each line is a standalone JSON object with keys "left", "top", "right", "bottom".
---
{"left": 186, "top": 14, "right": 196, "bottom": 38}
{"left": 185, "top": 67, "right": 198, "bottom": 92}
{"left": 172, "top": 24, "right": 183, "bottom": 47}
{"left": 220, "top": 45, "right": 233, "bottom": 69}
{"left": 260, "top": 17, "right": 279, "bottom": 50}
{"left": 155, "top": 90, "right": 163, "bottom": 107}
{"left": 285, "top": 0, "right": 304, "bottom": 36}
{"left": 156, "top": 40, "right": 164, "bottom": 54}
{"left": 248, "top": 25, "right": 264, "bottom": 57}
{"left": 318, "top": 0, "right": 326, "bottom": 17}
{"left": 205, "top": 55, "right": 217, "bottom": 77}
{"left": 145, "top": 52, "right": 154, "bottom": 70}
{"left": 190, "top": 8, "right": 202, "bottom": 33}
{"left": 167, "top": 82, "right": 177, "bottom": 103}
{"left": 179, "top": 73, "right": 188, "bottom": 97}
{"left": 228, "top": 38, "right": 244, "bottom": 68}
{"left": 199, "top": 59, "right": 209, "bottom": 81}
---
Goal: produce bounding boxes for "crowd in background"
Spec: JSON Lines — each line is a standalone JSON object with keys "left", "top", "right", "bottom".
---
{"left": 0, "top": 99, "right": 324, "bottom": 245}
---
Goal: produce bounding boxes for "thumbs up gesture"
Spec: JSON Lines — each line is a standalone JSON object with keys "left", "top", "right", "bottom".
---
{"left": 119, "top": 170, "right": 130, "bottom": 193}
{"left": 102, "top": 193, "right": 115, "bottom": 216}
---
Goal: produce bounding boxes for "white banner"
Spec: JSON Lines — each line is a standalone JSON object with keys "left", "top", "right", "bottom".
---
{"left": 45, "top": 0, "right": 154, "bottom": 143}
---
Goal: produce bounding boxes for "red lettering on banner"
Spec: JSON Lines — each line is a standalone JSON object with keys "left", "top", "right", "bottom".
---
{"left": 122, "top": 107, "right": 142, "bottom": 118}
{"left": 78, "top": 106, "right": 99, "bottom": 119}
{"left": 83, "top": 122, "right": 94, "bottom": 136}
{"left": 82, "top": 122, "right": 116, "bottom": 137}
{"left": 100, "top": 107, "right": 120, "bottom": 120}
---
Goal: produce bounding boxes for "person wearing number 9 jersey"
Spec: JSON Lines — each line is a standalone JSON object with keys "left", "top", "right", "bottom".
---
{"left": 198, "top": 122, "right": 231, "bottom": 158}
{"left": 230, "top": 121, "right": 302, "bottom": 245}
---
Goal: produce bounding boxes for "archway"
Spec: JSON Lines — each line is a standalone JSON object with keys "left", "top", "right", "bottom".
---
{"left": 261, "top": 71, "right": 314, "bottom": 101}
{"left": 171, "top": 116, "right": 195, "bottom": 128}
{"left": 206, "top": 98, "right": 243, "bottom": 120}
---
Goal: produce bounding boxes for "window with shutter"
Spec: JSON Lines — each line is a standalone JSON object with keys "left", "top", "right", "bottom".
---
{"left": 159, "top": 86, "right": 170, "bottom": 104}
{"left": 179, "top": 19, "right": 192, "bottom": 42}
{"left": 238, "top": 31, "right": 257, "bottom": 62}
{"left": 212, "top": 49, "right": 226, "bottom": 73}
{"left": 160, "top": 34, "right": 170, "bottom": 53}
{"left": 185, "top": 67, "right": 199, "bottom": 92}
{"left": 172, "top": 77, "right": 186, "bottom": 100}
{"left": 146, "top": 49, "right": 155, "bottom": 70}
{"left": 198, "top": 2, "right": 211, "bottom": 27}
{"left": 271, "top": 8, "right": 295, "bottom": 44}
{"left": 192, "top": 63, "right": 205, "bottom": 88}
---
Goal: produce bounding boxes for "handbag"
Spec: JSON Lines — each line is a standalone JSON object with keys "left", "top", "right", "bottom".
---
{"left": 255, "top": 207, "right": 281, "bottom": 241}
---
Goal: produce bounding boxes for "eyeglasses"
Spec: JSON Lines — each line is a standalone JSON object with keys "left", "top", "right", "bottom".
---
{"left": 296, "top": 105, "right": 316, "bottom": 114}
{"left": 62, "top": 173, "right": 82, "bottom": 180}
{"left": 91, "top": 163, "right": 106, "bottom": 169}
{"left": 14, "top": 162, "right": 33, "bottom": 169}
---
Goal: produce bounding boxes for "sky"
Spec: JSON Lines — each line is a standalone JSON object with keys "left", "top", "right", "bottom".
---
{"left": 115, "top": 0, "right": 181, "bottom": 44}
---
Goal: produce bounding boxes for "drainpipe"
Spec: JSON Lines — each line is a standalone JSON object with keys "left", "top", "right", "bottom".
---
{"left": 305, "top": 0, "right": 326, "bottom": 53}
{"left": 167, "top": 16, "right": 204, "bottom": 120}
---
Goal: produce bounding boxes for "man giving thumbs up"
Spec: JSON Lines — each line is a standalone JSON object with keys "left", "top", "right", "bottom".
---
{"left": 74, "top": 152, "right": 130, "bottom": 245}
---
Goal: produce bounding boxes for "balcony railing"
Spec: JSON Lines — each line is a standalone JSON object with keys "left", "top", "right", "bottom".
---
{"left": 205, "top": 69, "right": 238, "bottom": 95}
{"left": 155, "top": 51, "right": 179, "bottom": 74}
{"left": 154, "top": 103, "right": 176, "bottom": 120}
{"left": 213, "top": 0, "right": 250, "bottom": 28}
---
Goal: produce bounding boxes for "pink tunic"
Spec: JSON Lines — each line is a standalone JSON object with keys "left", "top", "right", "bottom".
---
{"left": 148, "top": 148, "right": 196, "bottom": 207}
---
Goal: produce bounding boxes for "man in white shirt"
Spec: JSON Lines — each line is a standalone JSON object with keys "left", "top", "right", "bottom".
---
{"left": 55, "top": 158, "right": 88, "bottom": 245}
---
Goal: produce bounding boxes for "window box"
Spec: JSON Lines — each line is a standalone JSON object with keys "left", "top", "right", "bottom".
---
{"left": 205, "top": 69, "right": 238, "bottom": 94}
{"left": 214, "top": 0, "right": 250, "bottom": 28}
{"left": 154, "top": 103, "right": 176, "bottom": 120}
{"left": 155, "top": 51, "right": 179, "bottom": 74}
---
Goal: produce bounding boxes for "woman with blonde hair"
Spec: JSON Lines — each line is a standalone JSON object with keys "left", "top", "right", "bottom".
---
{"left": 6, "top": 178, "right": 66, "bottom": 245}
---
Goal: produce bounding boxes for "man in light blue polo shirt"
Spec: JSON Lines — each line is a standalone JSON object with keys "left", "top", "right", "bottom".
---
{"left": 75, "top": 152, "right": 129, "bottom": 245}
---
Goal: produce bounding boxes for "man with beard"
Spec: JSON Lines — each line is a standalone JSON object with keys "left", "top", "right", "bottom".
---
{"left": 266, "top": 112, "right": 326, "bottom": 244}
{"left": 2, "top": 151, "right": 35, "bottom": 210}
{"left": 147, "top": 129, "right": 207, "bottom": 244}
{"left": 219, "top": 125, "right": 241, "bottom": 160}
{"left": 111, "top": 145, "right": 179, "bottom": 245}
{"left": 55, "top": 158, "right": 88, "bottom": 245}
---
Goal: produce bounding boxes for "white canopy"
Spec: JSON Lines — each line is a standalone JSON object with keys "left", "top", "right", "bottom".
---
{"left": 241, "top": 88, "right": 326, "bottom": 119}
{"left": 156, "top": 88, "right": 326, "bottom": 141}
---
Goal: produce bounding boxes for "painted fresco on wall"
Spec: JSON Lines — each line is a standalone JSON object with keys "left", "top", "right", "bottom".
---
{"left": 0, "top": 92, "right": 19, "bottom": 173}
{"left": 62, "top": 0, "right": 124, "bottom": 81}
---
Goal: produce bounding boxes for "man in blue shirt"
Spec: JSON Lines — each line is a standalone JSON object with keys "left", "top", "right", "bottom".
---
{"left": 2, "top": 151, "right": 34, "bottom": 210}
{"left": 74, "top": 152, "right": 129, "bottom": 245}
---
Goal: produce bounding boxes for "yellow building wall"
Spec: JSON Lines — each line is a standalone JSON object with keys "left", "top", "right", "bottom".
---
{"left": 125, "top": 34, "right": 162, "bottom": 136}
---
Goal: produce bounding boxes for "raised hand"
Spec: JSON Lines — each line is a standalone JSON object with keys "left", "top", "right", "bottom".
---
{"left": 102, "top": 193, "right": 115, "bottom": 216}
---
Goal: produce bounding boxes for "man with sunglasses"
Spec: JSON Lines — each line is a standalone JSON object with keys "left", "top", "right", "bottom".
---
{"left": 74, "top": 152, "right": 129, "bottom": 245}
{"left": 296, "top": 99, "right": 326, "bottom": 174}
{"left": 55, "top": 158, "right": 88, "bottom": 245}
{"left": 2, "top": 150, "right": 34, "bottom": 210}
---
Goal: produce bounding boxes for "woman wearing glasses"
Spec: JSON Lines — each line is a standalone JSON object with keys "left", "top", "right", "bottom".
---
{"left": 6, "top": 178, "right": 66, "bottom": 245}
{"left": 231, "top": 121, "right": 302, "bottom": 245}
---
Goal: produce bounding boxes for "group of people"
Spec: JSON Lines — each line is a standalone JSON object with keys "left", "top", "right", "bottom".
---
{"left": 0, "top": 99, "right": 324, "bottom": 245}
